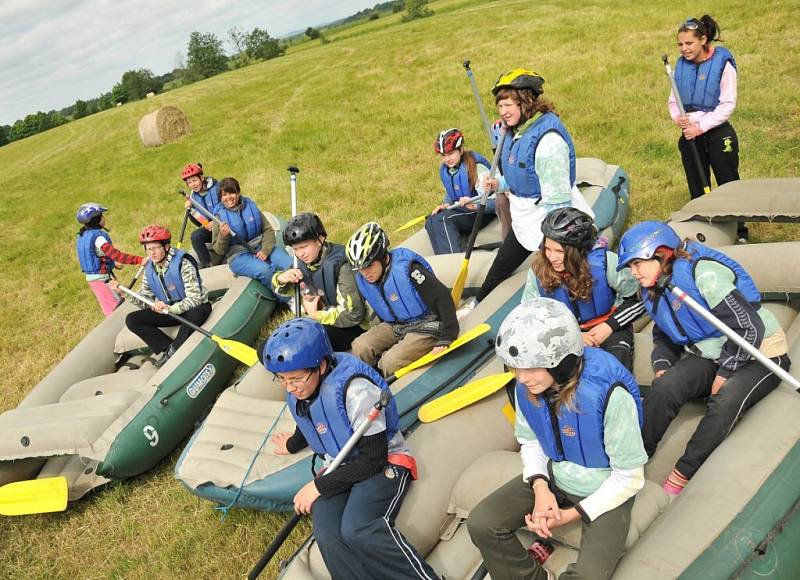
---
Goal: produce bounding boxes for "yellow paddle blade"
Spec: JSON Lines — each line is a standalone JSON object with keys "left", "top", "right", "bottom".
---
{"left": 418, "top": 372, "right": 514, "bottom": 422}
{"left": 501, "top": 402, "right": 516, "bottom": 425}
{"left": 395, "top": 214, "right": 427, "bottom": 233}
{"left": 451, "top": 258, "right": 469, "bottom": 305}
{"left": 0, "top": 477, "right": 68, "bottom": 516}
{"left": 393, "top": 322, "right": 491, "bottom": 380}
{"left": 211, "top": 335, "right": 260, "bottom": 367}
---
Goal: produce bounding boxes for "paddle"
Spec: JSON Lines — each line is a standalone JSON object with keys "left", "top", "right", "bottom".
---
{"left": 463, "top": 59, "right": 496, "bottom": 151}
{"left": 0, "top": 476, "right": 68, "bottom": 516}
{"left": 125, "top": 257, "right": 148, "bottom": 289}
{"left": 662, "top": 55, "right": 711, "bottom": 196}
{"left": 177, "top": 190, "right": 260, "bottom": 254}
{"left": 451, "top": 128, "right": 507, "bottom": 305}
{"left": 668, "top": 283, "right": 799, "bottom": 391}
{"left": 287, "top": 167, "right": 302, "bottom": 317}
{"left": 395, "top": 193, "right": 497, "bottom": 233}
{"left": 247, "top": 390, "right": 392, "bottom": 579}
{"left": 116, "top": 284, "right": 259, "bottom": 367}
{"left": 175, "top": 208, "right": 191, "bottom": 249}
{"left": 418, "top": 371, "right": 514, "bottom": 422}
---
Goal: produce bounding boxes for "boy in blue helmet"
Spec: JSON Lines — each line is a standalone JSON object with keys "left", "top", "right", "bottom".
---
{"left": 617, "top": 221, "right": 790, "bottom": 496}
{"left": 265, "top": 318, "right": 439, "bottom": 580}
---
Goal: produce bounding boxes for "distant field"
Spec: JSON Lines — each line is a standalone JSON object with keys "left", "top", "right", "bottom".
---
{"left": 1, "top": 0, "right": 799, "bottom": 577}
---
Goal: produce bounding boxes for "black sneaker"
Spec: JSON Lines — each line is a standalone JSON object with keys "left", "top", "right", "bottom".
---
{"left": 154, "top": 345, "right": 176, "bottom": 368}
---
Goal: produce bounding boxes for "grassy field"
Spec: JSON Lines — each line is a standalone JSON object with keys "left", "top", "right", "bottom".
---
{"left": 1, "top": 0, "right": 799, "bottom": 577}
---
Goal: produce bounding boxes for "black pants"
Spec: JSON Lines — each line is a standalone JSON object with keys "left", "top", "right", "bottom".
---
{"left": 679, "top": 121, "right": 746, "bottom": 238}
{"left": 190, "top": 227, "right": 213, "bottom": 267}
{"left": 600, "top": 326, "right": 634, "bottom": 371}
{"left": 643, "top": 352, "right": 790, "bottom": 478}
{"left": 425, "top": 207, "right": 494, "bottom": 255}
{"left": 325, "top": 324, "right": 366, "bottom": 352}
{"left": 477, "top": 227, "right": 532, "bottom": 302}
{"left": 126, "top": 302, "right": 212, "bottom": 355}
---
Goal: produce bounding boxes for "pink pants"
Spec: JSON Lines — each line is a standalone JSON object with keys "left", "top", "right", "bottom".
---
{"left": 88, "top": 279, "right": 122, "bottom": 317}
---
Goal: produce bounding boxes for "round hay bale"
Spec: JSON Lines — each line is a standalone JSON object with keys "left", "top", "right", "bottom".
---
{"left": 138, "top": 106, "right": 191, "bottom": 147}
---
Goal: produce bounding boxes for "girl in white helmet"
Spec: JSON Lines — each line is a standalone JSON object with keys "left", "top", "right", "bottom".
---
{"left": 468, "top": 298, "right": 646, "bottom": 580}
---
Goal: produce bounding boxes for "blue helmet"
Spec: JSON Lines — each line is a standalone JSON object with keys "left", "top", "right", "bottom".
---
{"left": 617, "top": 221, "right": 682, "bottom": 271}
{"left": 262, "top": 318, "right": 333, "bottom": 373}
{"left": 76, "top": 202, "right": 107, "bottom": 224}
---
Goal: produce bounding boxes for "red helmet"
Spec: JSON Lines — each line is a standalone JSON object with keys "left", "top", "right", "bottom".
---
{"left": 181, "top": 163, "right": 203, "bottom": 180}
{"left": 434, "top": 128, "right": 464, "bottom": 154}
{"left": 139, "top": 225, "right": 171, "bottom": 244}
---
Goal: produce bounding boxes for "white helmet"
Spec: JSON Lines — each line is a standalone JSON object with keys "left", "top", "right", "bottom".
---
{"left": 495, "top": 298, "right": 583, "bottom": 369}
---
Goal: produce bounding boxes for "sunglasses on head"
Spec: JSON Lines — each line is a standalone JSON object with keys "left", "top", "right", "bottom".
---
{"left": 681, "top": 19, "right": 703, "bottom": 32}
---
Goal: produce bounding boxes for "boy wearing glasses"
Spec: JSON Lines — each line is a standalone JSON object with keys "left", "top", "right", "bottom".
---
{"left": 265, "top": 318, "right": 439, "bottom": 580}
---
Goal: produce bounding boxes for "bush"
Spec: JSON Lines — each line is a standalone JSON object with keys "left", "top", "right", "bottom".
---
{"left": 401, "top": 0, "right": 434, "bottom": 22}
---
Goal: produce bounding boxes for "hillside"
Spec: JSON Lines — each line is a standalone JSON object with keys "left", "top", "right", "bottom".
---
{"left": 1, "top": 0, "right": 799, "bottom": 577}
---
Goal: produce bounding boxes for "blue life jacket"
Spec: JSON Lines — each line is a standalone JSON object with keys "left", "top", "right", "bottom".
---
{"left": 287, "top": 353, "right": 400, "bottom": 459}
{"left": 642, "top": 241, "right": 761, "bottom": 345}
{"left": 675, "top": 46, "right": 736, "bottom": 113}
{"left": 145, "top": 249, "right": 200, "bottom": 304}
{"left": 502, "top": 112, "right": 577, "bottom": 199}
{"left": 297, "top": 243, "right": 347, "bottom": 306}
{"left": 517, "top": 347, "right": 643, "bottom": 468}
{"left": 77, "top": 229, "right": 115, "bottom": 275}
{"left": 536, "top": 248, "right": 616, "bottom": 325}
{"left": 439, "top": 152, "right": 491, "bottom": 203}
{"left": 356, "top": 248, "right": 432, "bottom": 323}
{"left": 214, "top": 196, "right": 263, "bottom": 247}
{"left": 191, "top": 177, "right": 221, "bottom": 215}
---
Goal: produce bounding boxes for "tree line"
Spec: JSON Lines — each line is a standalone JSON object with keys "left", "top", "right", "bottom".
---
{"left": 0, "top": 1, "right": 432, "bottom": 148}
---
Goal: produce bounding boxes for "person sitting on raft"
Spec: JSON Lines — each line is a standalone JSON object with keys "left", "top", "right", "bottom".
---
{"left": 346, "top": 222, "right": 459, "bottom": 377}
{"left": 210, "top": 177, "right": 292, "bottom": 290}
{"left": 458, "top": 68, "right": 594, "bottom": 319}
{"left": 522, "top": 208, "right": 645, "bottom": 370}
{"left": 265, "top": 318, "right": 441, "bottom": 580}
{"left": 617, "top": 221, "right": 790, "bottom": 496}
{"left": 468, "top": 297, "right": 646, "bottom": 580}
{"left": 180, "top": 162, "right": 221, "bottom": 269}
{"left": 110, "top": 225, "right": 211, "bottom": 368}
{"left": 76, "top": 202, "right": 145, "bottom": 317}
{"left": 272, "top": 213, "right": 368, "bottom": 351}
{"left": 424, "top": 128, "right": 495, "bottom": 255}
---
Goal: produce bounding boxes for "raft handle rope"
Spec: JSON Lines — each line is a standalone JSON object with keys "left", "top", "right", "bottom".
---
{"left": 214, "top": 402, "right": 288, "bottom": 522}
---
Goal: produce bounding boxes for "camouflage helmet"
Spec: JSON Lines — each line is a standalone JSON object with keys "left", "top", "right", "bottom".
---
{"left": 495, "top": 298, "right": 583, "bottom": 369}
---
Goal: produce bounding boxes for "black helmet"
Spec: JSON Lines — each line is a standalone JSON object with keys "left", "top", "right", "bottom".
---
{"left": 283, "top": 213, "right": 327, "bottom": 246}
{"left": 492, "top": 68, "right": 545, "bottom": 96}
{"left": 541, "top": 208, "right": 597, "bottom": 250}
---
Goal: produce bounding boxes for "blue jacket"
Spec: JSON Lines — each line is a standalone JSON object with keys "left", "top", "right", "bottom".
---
{"left": 356, "top": 248, "right": 431, "bottom": 323}
{"left": 287, "top": 353, "right": 400, "bottom": 459}
{"left": 517, "top": 347, "right": 643, "bottom": 468}
{"left": 145, "top": 249, "right": 200, "bottom": 304}
{"left": 191, "top": 178, "right": 221, "bottom": 215}
{"left": 536, "top": 248, "right": 615, "bottom": 325}
{"left": 675, "top": 46, "right": 736, "bottom": 112}
{"left": 439, "top": 152, "right": 494, "bottom": 211}
{"left": 297, "top": 243, "right": 347, "bottom": 306}
{"left": 643, "top": 242, "right": 760, "bottom": 345}
{"left": 77, "top": 229, "right": 114, "bottom": 275}
{"left": 502, "top": 112, "right": 576, "bottom": 199}
{"left": 214, "top": 196, "right": 263, "bottom": 247}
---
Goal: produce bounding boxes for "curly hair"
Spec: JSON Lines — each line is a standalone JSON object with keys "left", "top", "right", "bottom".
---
{"left": 533, "top": 241, "right": 594, "bottom": 302}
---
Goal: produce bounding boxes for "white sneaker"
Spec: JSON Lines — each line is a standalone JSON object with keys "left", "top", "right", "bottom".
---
{"left": 456, "top": 297, "right": 477, "bottom": 323}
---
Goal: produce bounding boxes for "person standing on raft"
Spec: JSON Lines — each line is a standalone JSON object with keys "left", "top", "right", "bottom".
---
{"left": 75, "top": 202, "right": 144, "bottom": 316}
{"left": 670, "top": 15, "right": 746, "bottom": 241}
{"left": 522, "top": 208, "right": 644, "bottom": 370}
{"left": 266, "top": 318, "right": 440, "bottom": 580}
{"left": 617, "top": 221, "right": 790, "bottom": 496}
{"left": 110, "top": 225, "right": 211, "bottom": 368}
{"left": 458, "top": 68, "right": 593, "bottom": 319}
{"left": 468, "top": 298, "right": 646, "bottom": 580}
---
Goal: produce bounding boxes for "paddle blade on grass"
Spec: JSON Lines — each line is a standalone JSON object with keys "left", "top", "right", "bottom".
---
{"left": 0, "top": 477, "right": 68, "bottom": 516}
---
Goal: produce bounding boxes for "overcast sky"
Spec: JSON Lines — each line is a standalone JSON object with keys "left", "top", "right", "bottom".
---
{"left": 0, "top": 0, "right": 379, "bottom": 125}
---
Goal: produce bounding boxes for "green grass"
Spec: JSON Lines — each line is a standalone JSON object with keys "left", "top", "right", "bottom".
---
{"left": 1, "top": 0, "right": 799, "bottom": 577}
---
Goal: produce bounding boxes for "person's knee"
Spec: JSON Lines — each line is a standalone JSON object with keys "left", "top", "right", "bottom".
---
{"left": 340, "top": 520, "right": 374, "bottom": 552}
{"left": 466, "top": 500, "right": 498, "bottom": 547}
{"left": 312, "top": 514, "right": 342, "bottom": 545}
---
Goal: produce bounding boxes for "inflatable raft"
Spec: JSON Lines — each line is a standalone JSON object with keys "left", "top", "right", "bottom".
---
{"left": 278, "top": 211, "right": 800, "bottom": 578}
{"left": 0, "top": 212, "right": 285, "bottom": 501}
{"left": 173, "top": 158, "right": 630, "bottom": 512}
